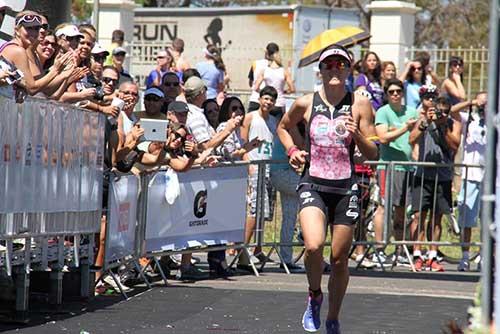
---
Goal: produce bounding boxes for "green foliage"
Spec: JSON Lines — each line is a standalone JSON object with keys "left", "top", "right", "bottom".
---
{"left": 72, "top": 0, "right": 92, "bottom": 21}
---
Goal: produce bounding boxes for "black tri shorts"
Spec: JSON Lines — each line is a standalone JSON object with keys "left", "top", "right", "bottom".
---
{"left": 297, "top": 183, "right": 360, "bottom": 226}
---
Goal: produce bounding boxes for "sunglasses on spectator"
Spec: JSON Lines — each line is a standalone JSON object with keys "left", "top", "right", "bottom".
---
{"left": 387, "top": 88, "right": 402, "bottom": 95}
{"left": 174, "top": 132, "right": 185, "bottom": 141}
{"left": 102, "top": 77, "right": 118, "bottom": 86}
{"left": 120, "top": 90, "right": 138, "bottom": 97}
{"left": 451, "top": 62, "right": 464, "bottom": 67}
{"left": 231, "top": 105, "right": 243, "bottom": 112}
{"left": 157, "top": 56, "right": 167, "bottom": 59}
{"left": 164, "top": 81, "right": 180, "bottom": 87}
{"left": 93, "top": 55, "right": 106, "bottom": 63}
{"left": 319, "top": 59, "right": 350, "bottom": 71}
{"left": 41, "top": 23, "right": 49, "bottom": 30}
{"left": 66, "top": 36, "right": 81, "bottom": 42}
{"left": 145, "top": 95, "right": 162, "bottom": 102}
{"left": 437, "top": 108, "right": 450, "bottom": 114}
{"left": 15, "top": 14, "right": 42, "bottom": 27}
{"left": 41, "top": 40, "right": 57, "bottom": 48}
{"left": 114, "top": 52, "right": 126, "bottom": 57}
{"left": 422, "top": 94, "right": 437, "bottom": 100}
{"left": 413, "top": 66, "right": 422, "bottom": 71}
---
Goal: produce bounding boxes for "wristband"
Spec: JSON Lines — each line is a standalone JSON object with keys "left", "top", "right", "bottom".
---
{"left": 287, "top": 146, "right": 299, "bottom": 157}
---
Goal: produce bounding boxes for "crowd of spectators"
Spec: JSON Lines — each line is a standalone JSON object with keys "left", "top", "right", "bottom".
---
{"left": 1, "top": 8, "right": 487, "bottom": 293}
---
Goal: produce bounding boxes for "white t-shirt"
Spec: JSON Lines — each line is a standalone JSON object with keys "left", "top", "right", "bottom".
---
{"left": 460, "top": 111, "right": 486, "bottom": 182}
{"left": 249, "top": 59, "right": 269, "bottom": 103}
{"left": 247, "top": 112, "right": 278, "bottom": 162}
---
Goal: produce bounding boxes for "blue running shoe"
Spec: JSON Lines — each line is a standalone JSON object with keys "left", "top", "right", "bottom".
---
{"left": 325, "top": 319, "right": 341, "bottom": 334}
{"left": 302, "top": 293, "right": 323, "bottom": 332}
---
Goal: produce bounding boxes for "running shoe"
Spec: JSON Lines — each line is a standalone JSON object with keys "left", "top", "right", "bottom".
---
{"left": 325, "top": 319, "right": 341, "bottom": 334}
{"left": 427, "top": 258, "right": 445, "bottom": 272}
{"left": 302, "top": 293, "right": 323, "bottom": 332}
{"left": 355, "top": 254, "right": 376, "bottom": 269}
{"left": 457, "top": 259, "right": 470, "bottom": 272}
{"left": 413, "top": 257, "right": 424, "bottom": 272}
{"left": 371, "top": 251, "right": 392, "bottom": 268}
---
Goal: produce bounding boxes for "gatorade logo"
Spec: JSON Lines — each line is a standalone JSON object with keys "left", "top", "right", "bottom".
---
{"left": 193, "top": 190, "right": 207, "bottom": 219}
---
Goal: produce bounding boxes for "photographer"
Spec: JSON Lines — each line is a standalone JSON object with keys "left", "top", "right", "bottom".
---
{"left": 450, "top": 92, "right": 487, "bottom": 271}
{"left": 409, "top": 87, "right": 462, "bottom": 272}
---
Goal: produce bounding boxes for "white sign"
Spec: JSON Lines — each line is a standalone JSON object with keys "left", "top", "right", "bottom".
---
{"left": 145, "top": 166, "right": 247, "bottom": 253}
{"left": 105, "top": 174, "right": 139, "bottom": 266}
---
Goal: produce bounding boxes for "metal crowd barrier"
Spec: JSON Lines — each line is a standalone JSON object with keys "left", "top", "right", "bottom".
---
{"left": 0, "top": 95, "right": 105, "bottom": 319}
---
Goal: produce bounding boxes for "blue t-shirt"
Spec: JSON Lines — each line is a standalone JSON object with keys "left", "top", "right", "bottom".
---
{"left": 404, "top": 80, "right": 422, "bottom": 110}
{"left": 145, "top": 69, "right": 182, "bottom": 88}
{"left": 196, "top": 61, "right": 224, "bottom": 99}
{"left": 355, "top": 73, "right": 384, "bottom": 110}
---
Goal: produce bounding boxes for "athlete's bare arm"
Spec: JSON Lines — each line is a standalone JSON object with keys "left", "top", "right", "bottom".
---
{"left": 350, "top": 94, "right": 378, "bottom": 160}
{"left": 277, "top": 94, "right": 312, "bottom": 169}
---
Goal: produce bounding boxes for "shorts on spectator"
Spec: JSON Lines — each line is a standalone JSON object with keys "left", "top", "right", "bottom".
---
{"left": 377, "top": 169, "right": 412, "bottom": 207}
{"left": 248, "top": 170, "right": 273, "bottom": 219}
{"left": 411, "top": 177, "right": 452, "bottom": 215}
{"left": 458, "top": 180, "right": 482, "bottom": 228}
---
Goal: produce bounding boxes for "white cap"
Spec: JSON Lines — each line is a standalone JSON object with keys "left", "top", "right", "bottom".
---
{"left": 55, "top": 25, "right": 84, "bottom": 38}
{"left": 91, "top": 43, "right": 109, "bottom": 56}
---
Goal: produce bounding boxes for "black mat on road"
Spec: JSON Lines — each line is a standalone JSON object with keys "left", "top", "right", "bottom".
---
{"left": 0, "top": 286, "right": 471, "bottom": 334}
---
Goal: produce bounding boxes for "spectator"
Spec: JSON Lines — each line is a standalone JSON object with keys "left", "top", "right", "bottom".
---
{"left": 355, "top": 51, "right": 384, "bottom": 111}
{"left": 202, "top": 98, "right": 219, "bottom": 130}
{"left": 196, "top": 44, "right": 225, "bottom": 100}
{"left": 166, "top": 100, "right": 189, "bottom": 126}
{"left": 409, "top": 89, "right": 462, "bottom": 272}
{"left": 161, "top": 71, "right": 182, "bottom": 108}
{"left": 145, "top": 49, "right": 179, "bottom": 89}
{"left": 345, "top": 50, "right": 355, "bottom": 93}
{"left": 117, "top": 81, "right": 139, "bottom": 137}
{"left": 239, "top": 86, "right": 280, "bottom": 269}
{"left": 253, "top": 44, "right": 295, "bottom": 114}
{"left": 415, "top": 51, "right": 440, "bottom": 86}
{"left": 105, "top": 29, "right": 124, "bottom": 66}
{"left": 216, "top": 96, "right": 261, "bottom": 160}
{"left": 137, "top": 87, "right": 167, "bottom": 120}
{"left": 380, "top": 61, "right": 396, "bottom": 89}
{"left": 450, "top": 92, "right": 487, "bottom": 271}
{"left": 55, "top": 24, "right": 82, "bottom": 54}
{"left": 0, "top": 11, "right": 70, "bottom": 97}
{"left": 372, "top": 78, "right": 418, "bottom": 267}
{"left": 36, "top": 30, "right": 58, "bottom": 70}
{"left": 90, "top": 43, "right": 109, "bottom": 80}
{"left": 169, "top": 38, "right": 191, "bottom": 73}
{"left": 399, "top": 60, "right": 425, "bottom": 109}
{"left": 441, "top": 56, "right": 466, "bottom": 105}
{"left": 268, "top": 101, "right": 303, "bottom": 272}
{"left": 247, "top": 42, "right": 278, "bottom": 112}
{"left": 112, "top": 46, "right": 133, "bottom": 85}
{"left": 175, "top": 68, "right": 200, "bottom": 103}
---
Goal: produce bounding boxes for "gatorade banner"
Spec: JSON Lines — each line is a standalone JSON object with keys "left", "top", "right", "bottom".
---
{"left": 145, "top": 166, "right": 247, "bottom": 253}
{"left": 105, "top": 174, "right": 140, "bottom": 266}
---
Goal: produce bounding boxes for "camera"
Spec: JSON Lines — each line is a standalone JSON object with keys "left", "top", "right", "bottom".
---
{"left": 82, "top": 81, "right": 105, "bottom": 101}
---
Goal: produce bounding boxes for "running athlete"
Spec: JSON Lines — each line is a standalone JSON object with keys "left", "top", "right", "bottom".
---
{"left": 277, "top": 44, "right": 378, "bottom": 333}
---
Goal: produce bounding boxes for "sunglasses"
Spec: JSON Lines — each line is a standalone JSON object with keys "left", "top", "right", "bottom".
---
{"left": 41, "top": 23, "right": 49, "bottom": 30}
{"left": 15, "top": 14, "right": 42, "bottom": 27}
{"left": 174, "top": 132, "right": 186, "bottom": 141}
{"left": 437, "top": 108, "right": 450, "bottom": 114}
{"left": 157, "top": 56, "right": 167, "bottom": 59}
{"left": 114, "top": 52, "right": 126, "bottom": 57}
{"left": 145, "top": 95, "right": 162, "bottom": 102}
{"left": 231, "top": 105, "right": 243, "bottom": 112}
{"left": 120, "top": 90, "right": 138, "bottom": 97}
{"left": 93, "top": 55, "right": 106, "bottom": 63}
{"left": 387, "top": 88, "right": 402, "bottom": 95}
{"left": 413, "top": 66, "right": 422, "bottom": 71}
{"left": 451, "top": 62, "right": 464, "bottom": 67}
{"left": 41, "top": 40, "right": 57, "bottom": 48}
{"left": 164, "top": 82, "right": 179, "bottom": 87}
{"left": 67, "top": 36, "right": 81, "bottom": 42}
{"left": 102, "top": 77, "right": 118, "bottom": 85}
{"left": 422, "top": 94, "right": 437, "bottom": 100}
{"left": 319, "top": 59, "right": 350, "bottom": 71}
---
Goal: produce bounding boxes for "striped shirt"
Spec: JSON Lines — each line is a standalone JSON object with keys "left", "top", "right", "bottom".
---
{"left": 186, "top": 103, "right": 212, "bottom": 144}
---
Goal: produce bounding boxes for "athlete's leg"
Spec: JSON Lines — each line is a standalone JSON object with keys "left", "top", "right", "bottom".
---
{"left": 326, "top": 224, "right": 354, "bottom": 321}
{"left": 300, "top": 207, "right": 327, "bottom": 291}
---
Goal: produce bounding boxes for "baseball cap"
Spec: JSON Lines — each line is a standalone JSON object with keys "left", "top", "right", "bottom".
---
{"left": 319, "top": 45, "right": 352, "bottom": 64}
{"left": 184, "top": 77, "right": 206, "bottom": 98}
{"left": 144, "top": 87, "right": 164, "bottom": 98}
{"left": 112, "top": 47, "right": 127, "bottom": 56}
{"left": 91, "top": 43, "right": 109, "bottom": 56}
{"left": 168, "top": 101, "right": 189, "bottom": 113}
{"left": 55, "top": 25, "right": 84, "bottom": 38}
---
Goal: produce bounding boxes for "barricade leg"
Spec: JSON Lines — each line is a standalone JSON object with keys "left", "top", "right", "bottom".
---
{"left": 152, "top": 257, "right": 168, "bottom": 286}
{"left": 132, "top": 259, "right": 152, "bottom": 289}
{"left": 14, "top": 267, "right": 29, "bottom": 323}
{"left": 108, "top": 269, "right": 128, "bottom": 300}
{"left": 49, "top": 271, "right": 63, "bottom": 305}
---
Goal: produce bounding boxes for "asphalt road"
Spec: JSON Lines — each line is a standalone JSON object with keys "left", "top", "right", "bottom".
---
{"left": 0, "top": 262, "right": 478, "bottom": 334}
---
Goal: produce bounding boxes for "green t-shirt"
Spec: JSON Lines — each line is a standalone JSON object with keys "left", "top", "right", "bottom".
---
{"left": 375, "top": 104, "right": 418, "bottom": 171}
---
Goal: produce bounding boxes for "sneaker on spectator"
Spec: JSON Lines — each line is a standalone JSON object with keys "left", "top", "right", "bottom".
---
{"left": 176, "top": 265, "right": 204, "bottom": 281}
{"left": 371, "top": 251, "right": 392, "bottom": 268}
{"left": 413, "top": 257, "right": 425, "bottom": 272}
{"left": 355, "top": 254, "right": 376, "bottom": 269}
{"left": 302, "top": 293, "right": 323, "bottom": 332}
{"left": 254, "top": 252, "right": 273, "bottom": 263}
{"left": 457, "top": 259, "right": 470, "bottom": 272}
{"left": 395, "top": 254, "right": 411, "bottom": 267}
{"left": 427, "top": 258, "right": 444, "bottom": 272}
{"left": 325, "top": 319, "right": 341, "bottom": 334}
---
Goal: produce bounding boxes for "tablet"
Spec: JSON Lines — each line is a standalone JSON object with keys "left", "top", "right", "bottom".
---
{"left": 140, "top": 118, "right": 169, "bottom": 142}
